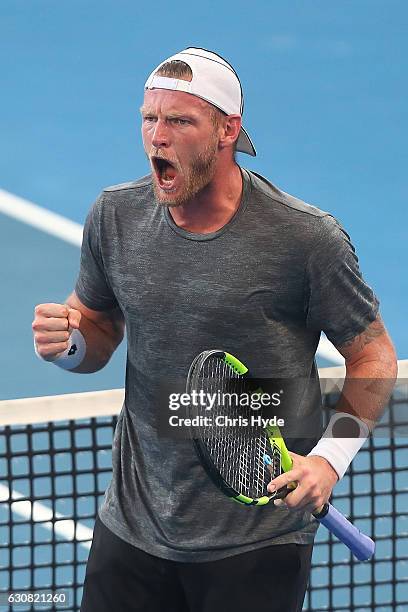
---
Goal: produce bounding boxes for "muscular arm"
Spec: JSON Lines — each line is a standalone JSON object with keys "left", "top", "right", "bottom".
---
{"left": 66, "top": 291, "right": 125, "bottom": 373}
{"left": 269, "top": 315, "right": 398, "bottom": 511}
{"left": 334, "top": 313, "right": 398, "bottom": 428}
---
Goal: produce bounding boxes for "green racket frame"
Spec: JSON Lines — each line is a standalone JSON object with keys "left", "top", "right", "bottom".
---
{"left": 187, "top": 350, "right": 293, "bottom": 506}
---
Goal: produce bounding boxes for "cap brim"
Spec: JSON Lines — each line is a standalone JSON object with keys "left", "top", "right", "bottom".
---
{"left": 236, "top": 126, "right": 256, "bottom": 157}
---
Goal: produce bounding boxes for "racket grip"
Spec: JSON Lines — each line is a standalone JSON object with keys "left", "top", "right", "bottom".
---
{"left": 314, "top": 503, "right": 375, "bottom": 561}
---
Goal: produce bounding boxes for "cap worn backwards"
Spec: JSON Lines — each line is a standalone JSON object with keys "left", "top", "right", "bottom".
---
{"left": 145, "top": 47, "right": 256, "bottom": 157}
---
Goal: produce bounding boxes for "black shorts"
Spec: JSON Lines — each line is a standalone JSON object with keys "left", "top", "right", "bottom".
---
{"left": 80, "top": 516, "right": 313, "bottom": 612}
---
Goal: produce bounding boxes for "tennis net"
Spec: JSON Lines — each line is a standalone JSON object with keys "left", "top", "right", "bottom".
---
{"left": 0, "top": 363, "right": 407, "bottom": 611}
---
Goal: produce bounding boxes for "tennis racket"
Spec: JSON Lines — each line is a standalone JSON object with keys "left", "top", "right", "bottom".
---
{"left": 186, "top": 349, "right": 375, "bottom": 562}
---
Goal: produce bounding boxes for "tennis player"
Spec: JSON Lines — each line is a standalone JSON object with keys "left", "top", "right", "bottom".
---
{"left": 32, "top": 48, "right": 397, "bottom": 611}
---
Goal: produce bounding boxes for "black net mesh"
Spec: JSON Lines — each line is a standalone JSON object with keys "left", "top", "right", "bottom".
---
{"left": 0, "top": 373, "right": 407, "bottom": 611}
{"left": 303, "top": 382, "right": 408, "bottom": 611}
{"left": 0, "top": 416, "right": 117, "bottom": 611}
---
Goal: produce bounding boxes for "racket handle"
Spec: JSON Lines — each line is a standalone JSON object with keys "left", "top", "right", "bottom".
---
{"left": 314, "top": 503, "right": 375, "bottom": 561}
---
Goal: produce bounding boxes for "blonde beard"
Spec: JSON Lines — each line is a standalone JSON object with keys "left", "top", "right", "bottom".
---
{"left": 152, "top": 138, "right": 219, "bottom": 208}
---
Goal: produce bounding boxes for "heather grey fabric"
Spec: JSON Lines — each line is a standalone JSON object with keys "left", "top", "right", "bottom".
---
{"left": 75, "top": 168, "right": 379, "bottom": 561}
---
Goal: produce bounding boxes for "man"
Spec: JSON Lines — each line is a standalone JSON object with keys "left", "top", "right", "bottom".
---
{"left": 32, "top": 48, "right": 397, "bottom": 611}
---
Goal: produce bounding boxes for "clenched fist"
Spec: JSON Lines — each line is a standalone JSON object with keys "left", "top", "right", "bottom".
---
{"left": 32, "top": 303, "right": 82, "bottom": 362}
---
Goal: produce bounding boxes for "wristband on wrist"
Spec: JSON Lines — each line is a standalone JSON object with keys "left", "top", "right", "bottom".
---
{"left": 35, "top": 328, "right": 86, "bottom": 371}
{"left": 308, "top": 411, "right": 370, "bottom": 480}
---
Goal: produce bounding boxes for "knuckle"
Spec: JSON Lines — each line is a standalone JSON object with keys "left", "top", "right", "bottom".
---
{"left": 33, "top": 319, "right": 46, "bottom": 332}
{"left": 308, "top": 484, "right": 320, "bottom": 499}
{"left": 302, "top": 465, "right": 311, "bottom": 478}
{"left": 39, "top": 342, "right": 68, "bottom": 359}
{"left": 36, "top": 345, "right": 47, "bottom": 358}
{"left": 311, "top": 486, "right": 322, "bottom": 500}
{"left": 314, "top": 497, "right": 324, "bottom": 510}
{"left": 41, "top": 345, "right": 53, "bottom": 356}
{"left": 33, "top": 318, "right": 46, "bottom": 330}
{"left": 313, "top": 484, "right": 322, "bottom": 496}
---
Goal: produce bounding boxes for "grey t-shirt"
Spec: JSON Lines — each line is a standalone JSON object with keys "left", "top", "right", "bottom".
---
{"left": 75, "top": 168, "right": 379, "bottom": 562}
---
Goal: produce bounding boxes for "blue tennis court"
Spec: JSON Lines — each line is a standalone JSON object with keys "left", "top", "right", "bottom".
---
{"left": 1, "top": 2, "right": 407, "bottom": 610}
{"left": 2, "top": 1, "right": 407, "bottom": 400}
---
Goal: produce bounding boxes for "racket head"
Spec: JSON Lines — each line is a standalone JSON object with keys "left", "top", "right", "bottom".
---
{"left": 186, "top": 350, "right": 290, "bottom": 506}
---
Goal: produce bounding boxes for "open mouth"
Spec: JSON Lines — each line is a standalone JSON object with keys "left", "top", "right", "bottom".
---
{"left": 151, "top": 156, "right": 179, "bottom": 192}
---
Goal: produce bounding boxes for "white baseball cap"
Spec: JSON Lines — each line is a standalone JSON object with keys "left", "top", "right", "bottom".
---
{"left": 144, "top": 47, "right": 256, "bottom": 157}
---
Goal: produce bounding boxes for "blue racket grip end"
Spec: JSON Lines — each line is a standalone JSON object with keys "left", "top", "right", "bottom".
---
{"left": 316, "top": 503, "right": 375, "bottom": 561}
{"left": 263, "top": 454, "right": 272, "bottom": 466}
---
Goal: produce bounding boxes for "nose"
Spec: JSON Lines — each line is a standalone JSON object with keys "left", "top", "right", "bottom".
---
{"left": 151, "top": 119, "right": 170, "bottom": 149}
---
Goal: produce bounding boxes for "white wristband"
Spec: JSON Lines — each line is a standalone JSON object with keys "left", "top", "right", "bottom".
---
{"left": 308, "top": 411, "right": 370, "bottom": 480}
{"left": 35, "top": 328, "right": 86, "bottom": 370}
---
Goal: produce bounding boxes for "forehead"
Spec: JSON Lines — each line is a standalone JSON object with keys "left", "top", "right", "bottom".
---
{"left": 142, "top": 88, "right": 213, "bottom": 116}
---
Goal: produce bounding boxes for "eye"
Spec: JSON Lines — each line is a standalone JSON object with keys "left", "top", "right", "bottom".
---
{"left": 172, "top": 118, "right": 190, "bottom": 125}
{"left": 143, "top": 116, "right": 156, "bottom": 123}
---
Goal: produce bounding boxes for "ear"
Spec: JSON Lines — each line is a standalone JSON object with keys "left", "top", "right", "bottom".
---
{"left": 218, "top": 114, "right": 242, "bottom": 151}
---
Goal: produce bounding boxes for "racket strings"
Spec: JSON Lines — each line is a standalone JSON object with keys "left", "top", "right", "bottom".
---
{"left": 192, "top": 355, "right": 281, "bottom": 499}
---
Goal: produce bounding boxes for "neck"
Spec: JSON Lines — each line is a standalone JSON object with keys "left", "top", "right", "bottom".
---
{"left": 168, "top": 162, "right": 243, "bottom": 234}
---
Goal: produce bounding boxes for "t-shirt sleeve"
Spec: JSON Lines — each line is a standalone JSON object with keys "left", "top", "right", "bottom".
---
{"left": 75, "top": 194, "right": 118, "bottom": 311}
{"left": 305, "top": 215, "right": 380, "bottom": 347}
